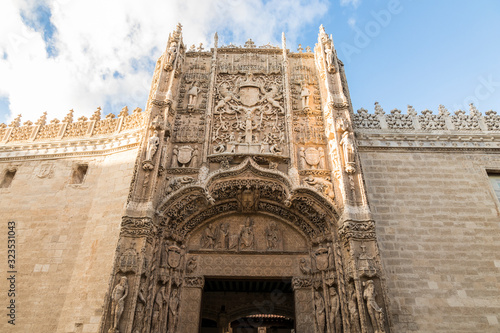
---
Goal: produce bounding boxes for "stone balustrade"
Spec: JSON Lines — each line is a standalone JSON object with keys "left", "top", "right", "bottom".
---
{"left": 0, "top": 106, "right": 148, "bottom": 144}
{"left": 354, "top": 102, "right": 500, "bottom": 132}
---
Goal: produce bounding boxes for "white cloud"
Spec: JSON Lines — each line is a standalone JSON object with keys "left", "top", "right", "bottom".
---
{"left": 347, "top": 17, "right": 356, "bottom": 28}
{"left": 340, "top": 0, "right": 360, "bottom": 9}
{"left": 0, "top": 0, "right": 328, "bottom": 123}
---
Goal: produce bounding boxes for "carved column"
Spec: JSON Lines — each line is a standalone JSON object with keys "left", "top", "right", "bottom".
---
{"left": 178, "top": 276, "right": 205, "bottom": 333}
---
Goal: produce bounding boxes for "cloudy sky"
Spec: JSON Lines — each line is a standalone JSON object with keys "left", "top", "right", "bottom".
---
{"left": 0, "top": 0, "right": 499, "bottom": 124}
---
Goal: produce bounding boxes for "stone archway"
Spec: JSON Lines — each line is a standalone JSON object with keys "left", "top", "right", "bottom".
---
{"left": 148, "top": 159, "right": 348, "bottom": 333}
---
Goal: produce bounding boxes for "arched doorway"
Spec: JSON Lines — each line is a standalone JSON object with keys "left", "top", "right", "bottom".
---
{"left": 152, "top": 159, "right": 345, "bottom": 333}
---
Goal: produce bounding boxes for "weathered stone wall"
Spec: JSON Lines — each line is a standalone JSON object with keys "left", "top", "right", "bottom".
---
{"left": 359, "top": 149, "right": 500, "bottom": 332}
{"left": 0, "top": 148, "right": 138, "bottom": 333}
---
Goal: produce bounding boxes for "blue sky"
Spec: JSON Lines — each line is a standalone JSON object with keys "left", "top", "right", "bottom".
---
{"left": 0, "top": 0, "right": 499, "bottom": 124}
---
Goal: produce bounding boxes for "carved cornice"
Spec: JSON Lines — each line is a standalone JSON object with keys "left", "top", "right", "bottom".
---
{"left": 356, "top": 132, "right": 500, "bottom": 152}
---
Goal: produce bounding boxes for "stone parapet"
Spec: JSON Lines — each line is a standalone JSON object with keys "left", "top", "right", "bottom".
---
{"left": 354, "top": 103, "right": 500, "bottom": 150}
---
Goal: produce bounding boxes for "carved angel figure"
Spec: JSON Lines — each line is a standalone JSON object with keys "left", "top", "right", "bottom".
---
{"left": 340, "top": 131, "right": 355, "bottom": 173}
{"left": 348, "top": 287, "right": 361, "bottom": 333}
{"left": 167, "top": 288, "right": 180, "bottom": 333}
{"left": 299, "top": 258, "right": 311, "bottom": 275}
{"left": 324, "top": 42, "right": 335, "bottom": 73}
{"left": 109, "top": 276, "right": 128, "bottom": 333}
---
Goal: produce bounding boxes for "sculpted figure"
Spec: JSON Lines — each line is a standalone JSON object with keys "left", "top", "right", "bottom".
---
{"left": 191, "top": 147, "right": 199, "bottom": 167}
{"left": 363, "top": 280, "right": 385, "bottom": 333}
{"left": 340, "top": 131, "right": 355, "bottom": 173}
{"left": 151, "top": 287, "right": 166, "bottom": 333}
{"left": 265, "top": 222, "right": 281, "bottom": 250}
{"left": 270, "top": 143, "right": 282, "bottom": 155}
{"left": 329, "top": 287, "right": 342, "bottom": 333}
{"left": 314, "top": 291, "right": 326, "bottom": 333}
{"left": 214, "top": 142, "right": 226, "bottom": 154}
{"left": 299, "top": 258, "right": 311, "bottom": 275}
{"left": 264, "top": 85, "right": 284, "bottom": 114}
{"left": 146, "top": 130, "right": 160, "bottom": 161}
{"left": 167, "top": 288, "right": 180, "bottom": 333}
{"left": 239, "top": 218, "right": 255, "bottom": 250}
{"left": 348, "top": 287, "right": 361, "bottom": 333}
{"left": 171, "top": 145, "right": 179, "bottom": 168}
{"left": 324, "top": 42, "right": 335, "bottom": 73}
{"left": 318, "top": 147, "right": 326, "bottom": 169}
{"left": 109, "top": 276, "right": 128, "bottom": 333}
{"left": 201, "top": 224, "right": 217, "bottom": 249}
{"left": 304, "top": 176, "right": 335, "bottom": 199}
{"left": 298, "top": 147, "right": 307, "bottom": 170}
{"left": 187, "top": 81, "right": 201, "bottom": 107}
{"left": 214, "top": 83, "right": 237, "bottom": 114}
{"left": 215, "top": 223, "right": 229, "bottom": 249}
{"left": 132, "top": 283, "right": 147, "bottom": 333}
{"left": 301, "top": 84, "right": 310, "bottom": 110}
{"left": 165, "top": 41, "right": 178, "bottom": 71}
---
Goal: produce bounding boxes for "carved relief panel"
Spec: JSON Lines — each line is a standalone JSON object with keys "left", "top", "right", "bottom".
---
{"left": 210, "top": 72, "right": 286, "bottom": 156}
{"left": 187, "top": 213, "right": 308, "bottom": 253}
{"left": 177, "top": 60, "right": 211, "bottom": 113}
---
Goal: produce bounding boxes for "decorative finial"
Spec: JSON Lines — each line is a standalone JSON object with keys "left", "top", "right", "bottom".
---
{"left": 35, "top": 111, "right": 48, "bottom": 126}
{"left": 119, "top": 106, "right": 129, "bottom": 117}
{"left": 90, "top": 106, "right": 102, "bottom": 121}
{"left": 214, "top": 32, "right": 218, "bottom": 48}
{"left": 281, "top": 32, "right": 286, "bottom": 49}
{"left": 63, "top": 109, "right": 74, "bottom": 123}
{"left": 297, "top": 44, "right": 303, "bottom": 53}
{"left": 9, "top": 114, "right": 21, "bottom": 127}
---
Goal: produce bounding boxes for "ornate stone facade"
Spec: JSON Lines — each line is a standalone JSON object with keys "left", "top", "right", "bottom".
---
{"left": 2, "top": 24, "right": 499, "bottom": 333}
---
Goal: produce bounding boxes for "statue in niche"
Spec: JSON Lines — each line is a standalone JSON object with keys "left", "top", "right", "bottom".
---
{"left": 298, "top": 147, "right": 307, "bottom": 169}
{"left": 151, "top": 287, "right": 166, "bottom": 333}
{"left": 215, "top": 223, "right": 229, "bottom": 250}
{"left": 314, "top": 291, "right": 326, "bottom": 333}
{"left": 301, "top": 84, "right": 310, "bottom": 110}
{"left": 132, "top": 280, "right": 147, "bottom": 333}
{"left": 324, "top": 42, "right": 335, "bottom": 73}
{"left": 187, "top": 81, "right": 201, "bottom": 108}
{"left": 171, "top": 146, "right": 179, "bottom": 168}
{"left": 340, "top": 130, "right": 356, "bottom": 174}
{"left": 318, "top": 147, "right": 326, "bottom": 169}
{"left": 201, "top": 224, "right": 216, "bottom": 249}
{"left": 146, "top": 130, "right": 160, "bottom": 161}
{"left": 329, "top": 287, "right": 342, "bottom": 333}
{"left": 109, "top": 276, "right": 128, "bottom": 333}
{"left": 239, "top": 217, "right": 255, "bottom": 250}
{"left": 167, "top": 288, "right": 180, "bottom": 333}
{"left": 164, "top": 41, "right": 178, "bottom": 71}
{"left": 265, "top": 222, "right": 282, "bottom": 250}
{"left": 363, "top": 280, "right": 385, "bottom": 333}
{"left": 348, "top": 285, "right": 361, "bottom": 333}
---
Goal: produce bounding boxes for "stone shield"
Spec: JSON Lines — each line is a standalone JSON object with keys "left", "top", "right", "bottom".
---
{"left": 315, "top": 248, "right": 329, "bottom": 271}
{"left": 177, "top": 146, "right": 193, "bottom": 165}
{"left": 305, "top": 147, "right": 320, "bottom": 166}
{"left": 167, "top": 246, "right": 182, "bottom": 269}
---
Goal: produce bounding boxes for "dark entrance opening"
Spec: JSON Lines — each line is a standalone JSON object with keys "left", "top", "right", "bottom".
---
{"left": 200, "top": 278, "right": 295, "bottom": 333}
